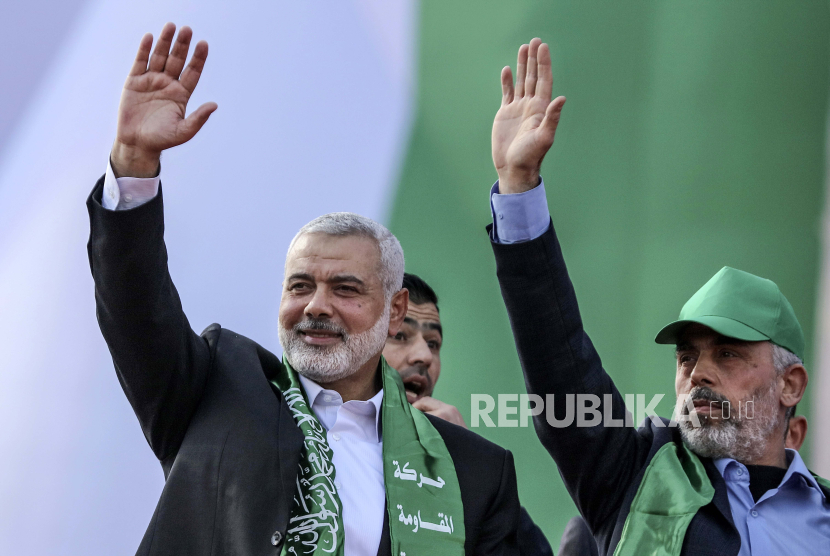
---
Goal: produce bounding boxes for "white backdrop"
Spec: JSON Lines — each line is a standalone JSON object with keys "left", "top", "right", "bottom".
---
{"left": 0, "top": 1, "right": 416, "bottom": 553}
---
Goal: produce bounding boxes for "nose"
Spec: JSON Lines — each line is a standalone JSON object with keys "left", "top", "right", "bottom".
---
{"left": 304, "top": 287, "right": 333, "bottom": 320}
{"left": 689, "top": 353, "right": 717, "bottom": 388}
{"left": 407, "top": 335, "right": 433, "bottom": 368}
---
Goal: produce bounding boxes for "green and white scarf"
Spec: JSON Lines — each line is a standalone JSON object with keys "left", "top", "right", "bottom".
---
{"left": 271, "top": 356, "right": 465, "bottom": 556}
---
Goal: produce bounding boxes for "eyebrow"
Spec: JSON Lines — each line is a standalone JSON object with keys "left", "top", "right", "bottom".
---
{"left": 286, "top": 273, "right": 366, "bottom": 287}
{"left": 403, "top": 317, "right": 443, "bottom": 338}
{"left": 675, "top": 335, "right": 750, "bottom": 352}
{"left": 329, "top": 274, "right": 365, "bottom": 286}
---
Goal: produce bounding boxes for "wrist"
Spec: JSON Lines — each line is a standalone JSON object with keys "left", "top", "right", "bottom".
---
{"left": 110, "top": 140, "right": 161, "bottom": 178}
{"left": 497, "top": 169, "right": 541, "bottom": 194}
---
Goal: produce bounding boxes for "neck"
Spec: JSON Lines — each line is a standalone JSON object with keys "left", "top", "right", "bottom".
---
{"left": 317, "top": 353, "right": 383, "bottom": 402}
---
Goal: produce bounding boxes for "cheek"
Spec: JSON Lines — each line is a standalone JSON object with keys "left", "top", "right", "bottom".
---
{"left": 429, "top": 359, "right": 441, "bottom": 382}
{"left": 382, "top": 344, "right": 405, "bottom": 369}
{"left": 339, "top": 300, "right": 383, "bottom": 332}
{"left": 279, "top": 297, "right": 304, "bottom": 327}
{"left": 675, "top": 368, "right": 688, "bottom": 395}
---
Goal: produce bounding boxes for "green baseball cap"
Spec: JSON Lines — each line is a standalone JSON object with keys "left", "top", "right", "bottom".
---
{"left": 654, "top": 266, "right": 805, "bottom": 360}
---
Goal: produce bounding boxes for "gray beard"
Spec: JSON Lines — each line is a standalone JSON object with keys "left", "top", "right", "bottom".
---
{"left": 676, "top": 381, "right": 781, "bottom": 462}
{"left": 278, "top": 305, "right": 390, "bottom": 383}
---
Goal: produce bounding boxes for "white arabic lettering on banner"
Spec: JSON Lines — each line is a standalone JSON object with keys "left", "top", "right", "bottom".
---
{"left": 392, "top": 460, "right": 446, "bottom": 489}
{"left": 396, "top": 504, "right": 455, "bottom": 535}
{"left": 284, "top": 387, "right": 341, "bottom": 555}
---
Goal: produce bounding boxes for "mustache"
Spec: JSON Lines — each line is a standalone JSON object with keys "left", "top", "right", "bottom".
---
{"left": 293, "top": 318, "right": 347, "bottom": 337}
{"left": 681, "top": 386, "right": 731, "bottom": 414}
{"left": 398, "top": 365, "right": 429, "bottom": 380}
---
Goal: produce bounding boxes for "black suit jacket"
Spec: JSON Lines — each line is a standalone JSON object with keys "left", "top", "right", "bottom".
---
{"left": 490, "top": 222, "right": 830, "bottom": 556}
{"left": 86, "top": 177, "right": 521, "bottom": 556}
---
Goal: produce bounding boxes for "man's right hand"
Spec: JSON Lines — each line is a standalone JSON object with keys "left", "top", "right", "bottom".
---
{"left": 111, "top": 23, "right": 217, "bottom": 178}
{"left": 491, "top": 38, "right": 565, "bottom": 194}
{"left": 411, "top": 395, "right": 468, "bottom": 429}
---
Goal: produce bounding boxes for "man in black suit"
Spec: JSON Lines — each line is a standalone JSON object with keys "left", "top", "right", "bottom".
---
{"left": 382, "top": 273, "right": 554, "bottom": 556}
{"left": 485, "top": 37, "right": 830, "bottom": 555}
{"left": 88, "top": 23, "right": 520, "bottom": 555}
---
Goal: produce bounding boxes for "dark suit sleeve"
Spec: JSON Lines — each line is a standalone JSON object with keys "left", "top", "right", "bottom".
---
{"left": 517, "top": 507, "right": 554, "bottom": 556}
{"left": 557, "top": 516, "right": 599, "bottom": 556}
{"left": 87, "top": 176, "right": 211, "bottom": 461}
{"left": 475, "top": 449, "right": 521, "bottom": 556}
{"left": 490, "top": 222, "right": 650, "bottom": 535}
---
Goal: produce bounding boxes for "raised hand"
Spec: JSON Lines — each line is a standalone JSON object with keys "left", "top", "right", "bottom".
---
{"left": 111, "top": 23, "right": 218, "bottom": 177}
{"left": 492, "top": 38, "right": 566, "bottom": 194}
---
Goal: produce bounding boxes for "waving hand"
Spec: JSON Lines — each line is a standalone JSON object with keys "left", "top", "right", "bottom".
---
{"left": 492, "top": 38, "right": 566, "bottom": 194}
{"left": 111, "top": 23, "right": 217, "bottom": 177}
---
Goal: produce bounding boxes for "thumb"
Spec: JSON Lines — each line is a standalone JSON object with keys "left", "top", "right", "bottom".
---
{"left": 537, "top": 95, "right": 566, "bottom": 147}
{"left": 179, "top": 101, "right": 218, "bottom": 142}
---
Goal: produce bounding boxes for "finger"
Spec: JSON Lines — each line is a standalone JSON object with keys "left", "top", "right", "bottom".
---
{"left": 406, "top": 391, "right": 417, "bottom": 404}
{"left": 515, "top": 44, "right": 528, "bottom": 98}
{"left": 148, "top": 22, "right": 176, "bottom": 73}
{"left": 180, "top": 40, "right": 209, "bottom": 94}
{"left": 177, "top": 101, "right": 218, "bottom": 143}
{"left": 412, "top": 397, "right": 439, "bottom": 412}
{"left": 128, "top": 33, "right": 153, "bottom": 76}
{"left": 525, "top": 37, "right": 541, "bottom": 97}
{"left": 501, "top": 66, "right": 514, "bottom": 105}
{"left": 537, "top": 96, "right": 566, "bottom": 148}
{"left": 536, "top": 43, "right": 553, "bottom": 101}
{"left": 164, "top": 25, "right": 193, "bottom": 79}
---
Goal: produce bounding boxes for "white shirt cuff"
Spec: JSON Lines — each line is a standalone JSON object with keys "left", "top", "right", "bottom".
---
{"left": 489, "top": 179, "right": 551, "bottom": 244}
{"left": 102, "top": 158, "right": 161, "bottom": 211}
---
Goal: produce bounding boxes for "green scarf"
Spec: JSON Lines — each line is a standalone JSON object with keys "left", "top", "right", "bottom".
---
{"left": 271, "top": 356, "right": 465, "bottom": 556}
{"left": 614, "top": 442, "right": 830, "bottom": 556}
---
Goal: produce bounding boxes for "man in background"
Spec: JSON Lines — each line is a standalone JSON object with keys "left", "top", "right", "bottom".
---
{"left": 383, "top": 272, "right": 554, "bottom": 556}
{"left": 382, "top": 272, "right": 465, "bottom": 427}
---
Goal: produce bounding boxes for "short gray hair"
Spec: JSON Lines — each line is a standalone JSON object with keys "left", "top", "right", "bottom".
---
{"left": 287, "top": 212, "right": 405, "bottom": 301}
{"left": 772, "top": 344, "right": 803, "bottom": 376}
{"left": 772, "top": 343, "right": 803, "bottom": 421}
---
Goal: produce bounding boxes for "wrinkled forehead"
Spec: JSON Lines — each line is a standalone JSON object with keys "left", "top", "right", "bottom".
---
{"left": 404, "top": 303, "right": 442, "bottom": 337}
{"left": 285, "top": 232, "right": 382, "bottom": 281}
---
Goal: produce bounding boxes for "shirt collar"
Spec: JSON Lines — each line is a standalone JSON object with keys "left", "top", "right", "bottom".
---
{"left": 297, "top": 374, "right": 384, "bottom": 442}
{"left": 714, "top": 449, "right": 825, "bottom": 500}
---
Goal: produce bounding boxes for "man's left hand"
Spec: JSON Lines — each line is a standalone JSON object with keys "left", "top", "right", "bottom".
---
{"left": 412, "top": 396, "right": 467, "bottom": 428}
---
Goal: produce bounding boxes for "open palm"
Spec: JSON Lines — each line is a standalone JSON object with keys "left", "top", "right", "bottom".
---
{"left": 492, "top": 39, "right": 565, "bottom": 194}
{"left": 113, "top": 23, "right": 217, "bottom": 176}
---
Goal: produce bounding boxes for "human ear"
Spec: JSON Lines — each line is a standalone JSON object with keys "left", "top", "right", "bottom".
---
{"left": 781, "top": 364, "right": 808, "bottom": 412}
{"left": 387, "top": 288, "right": 409, "bottom": 337}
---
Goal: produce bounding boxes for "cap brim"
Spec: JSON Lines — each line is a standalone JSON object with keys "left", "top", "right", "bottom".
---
{"left": 654, "top": 315, "right": 770, "bottom": 345}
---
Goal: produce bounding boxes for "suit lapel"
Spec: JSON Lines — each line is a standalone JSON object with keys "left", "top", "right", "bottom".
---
{"left": 703, "top": 457, "right": 735, "bottom": 529}
{"left": 377, "top": 501, "right": 391, "bottom": 556}
{"left": 259, "top": 344, "right": 305, "bottom": 513}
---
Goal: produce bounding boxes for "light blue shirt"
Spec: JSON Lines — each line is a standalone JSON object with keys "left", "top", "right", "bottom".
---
{"left": 490, "top": 178, "right": 830, "bottom": 554}
{"left": 714, "top": 450, "right": 830, "bottom": 555}
{"left": 489, "top": 180, "right": 551, "bottom": 243}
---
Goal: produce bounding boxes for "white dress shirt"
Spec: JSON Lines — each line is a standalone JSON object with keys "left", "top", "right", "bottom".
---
{"left": 297, "top": 374, "right": 385, "bottom": 556}
{"left": 102, "top": 161, "right": 388, "bottom": 555}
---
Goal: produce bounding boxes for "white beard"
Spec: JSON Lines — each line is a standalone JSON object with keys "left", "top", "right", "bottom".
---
{"left": 279, "top": 305, "right": 391, "bottom": 383}
{"left": 676, "top": 381, "right": 781, "bottom": 462}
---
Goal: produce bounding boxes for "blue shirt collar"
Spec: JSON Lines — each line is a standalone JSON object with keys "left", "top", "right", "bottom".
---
{"left": 714, "top": 449, "right": 825, "bottom": 500}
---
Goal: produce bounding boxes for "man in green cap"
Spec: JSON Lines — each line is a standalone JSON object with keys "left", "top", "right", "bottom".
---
{"left": 485, "top": 37, "right": 830, "bottom": 555}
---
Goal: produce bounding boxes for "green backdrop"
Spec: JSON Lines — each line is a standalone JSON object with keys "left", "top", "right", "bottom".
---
{"left": 389, "top": 0, "right": 830, "bottom": 546}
